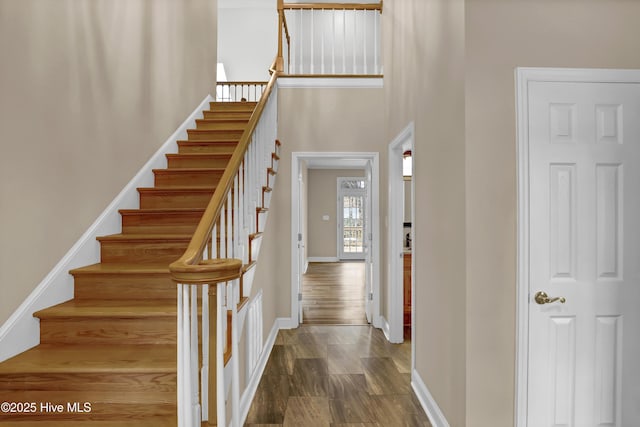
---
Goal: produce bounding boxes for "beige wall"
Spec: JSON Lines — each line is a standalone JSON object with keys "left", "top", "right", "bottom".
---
{"left": 307, "top": 169, "right": 364, "bottom": 259}
{"left": 255, "top": 87, "right": 385, "bottom": 320}
{"left": 464, "top": 1, "right": 640, "bottom": 425}
{"left": 383, "top": 1, "right": 467, "bottom": 426}
{"left": 0, "top": 0, "right": 217, "bottom": 325}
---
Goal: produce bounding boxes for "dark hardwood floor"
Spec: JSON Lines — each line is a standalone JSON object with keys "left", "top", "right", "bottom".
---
{"left": 244, "top": 325, "right": 430, "bottom": 426}
{"left": 302, "top": 262, "right": 367, "bottom": 325}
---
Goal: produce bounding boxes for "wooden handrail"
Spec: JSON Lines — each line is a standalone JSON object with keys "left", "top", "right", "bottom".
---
{"left": 217, "top": 81, "right": 269, "bottom": 86}
{"left": 282, "top": 2, "right": 382, "bottom": 11}
{"left": 169, "top": 70, "right": 280, "bottom": 284}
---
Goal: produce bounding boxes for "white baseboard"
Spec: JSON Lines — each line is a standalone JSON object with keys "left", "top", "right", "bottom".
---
{"left": 412, "top": 368, "right": 451, "bottom": 427}
{"left": 0, "top": 95, "right": 213, "bottom": 363}
{"left": 307, "top": 257, "right": 339, "bottom": 263}
{"left": 379, "top": 315, "right": 390, "bottom": 341}
{"left": 239, "top": 316, "right": 280, "bottom": 424}
{"left": 277, "top": 316, "right": 298, "bottom": 330}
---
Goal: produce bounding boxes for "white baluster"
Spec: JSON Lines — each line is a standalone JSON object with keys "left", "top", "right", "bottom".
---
{"left": 298, "top": 9, "right": 303, "bottom": 74}
{"left": 332, "top": 9, "right": 336, "bottom": 74}
{"left": 342, "top": 9, "right": 347, "bottom": 74}
{"left": 374, "top": 10, "right": 378, "bottom": 74}
{"left": 310, "top": 8, "right": 314, "bottom": 74}
{"left": 177, "top": 285, "right": 184, "bottom": 426}
{"left": 182, "top": 285, "right": 193, "bottom": 427}
{"left": 226, "top": 191, "right": 233, "bottom": 259}
{"left": 201, "top": 284, "right": 209, "bottom": 421}
{"left": 216, "top": 282, "right": 226, "bottom": 427}
{"left": 220, "top": 203, "right": 226, "bottom": 258}
{"left": 231, "top": 282, "right": 240, "bottom": 426}
{"left": 352, "top": 9, "right": 357, "bottom": 74}
{"left": 190, "top": 285, "right": 201, "bottom": 425}
{"left": 321, "top": 9, "right": 325, "bottom": 74}
{"left": 363, "top": 10, "right": 367, "bottom": 75}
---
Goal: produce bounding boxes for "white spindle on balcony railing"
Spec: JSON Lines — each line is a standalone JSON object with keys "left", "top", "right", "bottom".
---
{"left": 279, "top": 2, "right": 382, "bottom": 75}
{"left": 172, "top": 69, "right": 281, "bottom": 427}
{"left": 216, "top": 81, "right": 268, "bottom": 102}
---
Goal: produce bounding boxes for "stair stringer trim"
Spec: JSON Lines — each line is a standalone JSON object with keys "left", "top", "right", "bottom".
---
{"left": 0, "top": 94, "right": 214, "bottom": 363}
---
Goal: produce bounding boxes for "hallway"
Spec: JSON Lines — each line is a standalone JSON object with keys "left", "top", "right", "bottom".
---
{"left": 244, "top": 325, "right": 430, "bottom": 426}
{"left": 302, "top": 262, "right": 367, "bottom": 325}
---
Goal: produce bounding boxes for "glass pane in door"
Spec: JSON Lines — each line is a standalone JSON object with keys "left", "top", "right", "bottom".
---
{"left": 342, "top": 195, "right": 364, "bottom": 255}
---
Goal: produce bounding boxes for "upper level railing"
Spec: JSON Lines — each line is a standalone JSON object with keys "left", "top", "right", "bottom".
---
{"left": 216, "top": 81, "right": 268, "bottom": 102}
{"left": 276, "top": 0, "right": 383, "bottom": 75}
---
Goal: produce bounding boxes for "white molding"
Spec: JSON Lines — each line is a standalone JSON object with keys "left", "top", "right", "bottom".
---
{"left": 277, "top": 316, "right": 298, "bottom": 330}
{"left": 380, "top": 315, "right": 390, "bottom": 341}
{"left": 307, "top": 257, "right": 339, "bottom": 263}
{"left": 387, "top": 122, "right": 414, "bottom": 344}
{"left": 278, "top": 77, "right": 383, "bottom": 89}
{"left": 514, "top": 67, "right": 640, "bottom": 427}
{"left": 412, "top": 368, "right": 451, "bottom": 427}
{"left": 239, "top": 316, "right": 280, "bottom": 424}
{"left": 0, "top": 95, "right": 213, "bottom": 363}
{"left": 291, "top": 152, "right": 381, "bottom": 330}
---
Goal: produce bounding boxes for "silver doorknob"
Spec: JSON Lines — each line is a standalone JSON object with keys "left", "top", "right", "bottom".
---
{"left": 534, "top": 291, "right": 566, "bottom": 305}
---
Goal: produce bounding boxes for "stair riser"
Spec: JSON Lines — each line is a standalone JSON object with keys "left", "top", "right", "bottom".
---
{"left": 154, "top": 170, "right": 223, "bottom": 187}
{"left": 195, "top": 120, "right": 248, "bottom": 131}
{"left": 208, "top": 102, "right": 257, "bottom": 112}
{"left": 187, "top": 129, "right": 244, "bottom": 141}
{"left": 39, "top": 318, "right": 176, "bottom": 345}
{"left": 139, "top": 190, "right": 213, "bottom": 209}
{"left": 178, "top": 141, "right": 238, "bottom": 154}
{"left": 203, "top": 111, "right": 252, "bottom": 120}
{"left": 0, "top": 372, "right": 175, "bottom": 394}
{"left": 121, "top": 212, "right": 203, "bottom": 235}
{"left": 167, "top": 155, "right": 232, "bottom": 169}
{"left": 73, "top": 274, "right": 175, "bottom": 301}
{"left": 99, "top": 241, "right": 188, "bottom": 264}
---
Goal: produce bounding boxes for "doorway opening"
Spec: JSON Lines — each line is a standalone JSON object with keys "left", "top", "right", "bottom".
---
{"left": 388, "top": 123, "right": 414, "bottom": 344}
{"left": 290, "top": 152, "right": 380, "bottom": 328}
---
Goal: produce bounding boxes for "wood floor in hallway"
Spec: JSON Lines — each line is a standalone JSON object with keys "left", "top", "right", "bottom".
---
{"left": 302, "top": 262, "right": 367, "bottom": 325}
{"left": 244, "top": 325, "right": 431, "bottom": 427}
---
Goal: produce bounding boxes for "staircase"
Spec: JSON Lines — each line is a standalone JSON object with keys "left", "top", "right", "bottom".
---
{"left": 0, "top": 101, "right": 261, "bottom": 425}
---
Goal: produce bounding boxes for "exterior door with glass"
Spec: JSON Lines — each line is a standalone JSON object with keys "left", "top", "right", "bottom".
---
{"left": 337, "top": 177, "right": 366, "bottom": 260}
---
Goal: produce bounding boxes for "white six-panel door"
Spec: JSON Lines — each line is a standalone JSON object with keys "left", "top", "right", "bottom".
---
{"left": 527, "top": 79, "right": 640, "bottom": 426}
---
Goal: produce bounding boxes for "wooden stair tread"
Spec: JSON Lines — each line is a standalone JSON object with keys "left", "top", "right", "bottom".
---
{"left": 119, "top": 208, "right": 206, "bottom": 215}
{"left": 165, "top": 153, "right": 232, "bottom": 159}
{"left": 153, "top": 167, "right": 225, "bottom": 173}
{"left": 70, "top": 263, "right": 170, "bottom": 275}
{"left": 35, "top": 300, "right": 177, "bottom": 319}
{"left": 138, "top": 186, "right": 216, "bottom": 192}
{"left": 0, "top": 344, "right": 175, "bottom": 374}
{"left": 176, "top": 139, "right": 239, "bottom": 145}
{"left": 195, "top": 118, "right": 250, "bottom": 124}
{"left": 96, "top": 233, "right": 193, "bottom": 242}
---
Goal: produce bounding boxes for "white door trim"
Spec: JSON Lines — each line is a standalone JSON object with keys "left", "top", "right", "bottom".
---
{"left": 388, "top": 122, "right": 414, "bottom": 344}
{"left": 290, "top": 152, "right": 381, "bottom": 329}
{"left": 515, "top": 67, "right": 640, "bottom": 427}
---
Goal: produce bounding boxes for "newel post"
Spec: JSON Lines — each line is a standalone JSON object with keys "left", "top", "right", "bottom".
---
{"left": 276, "top": 0, "right": 285, "bottom": 72}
